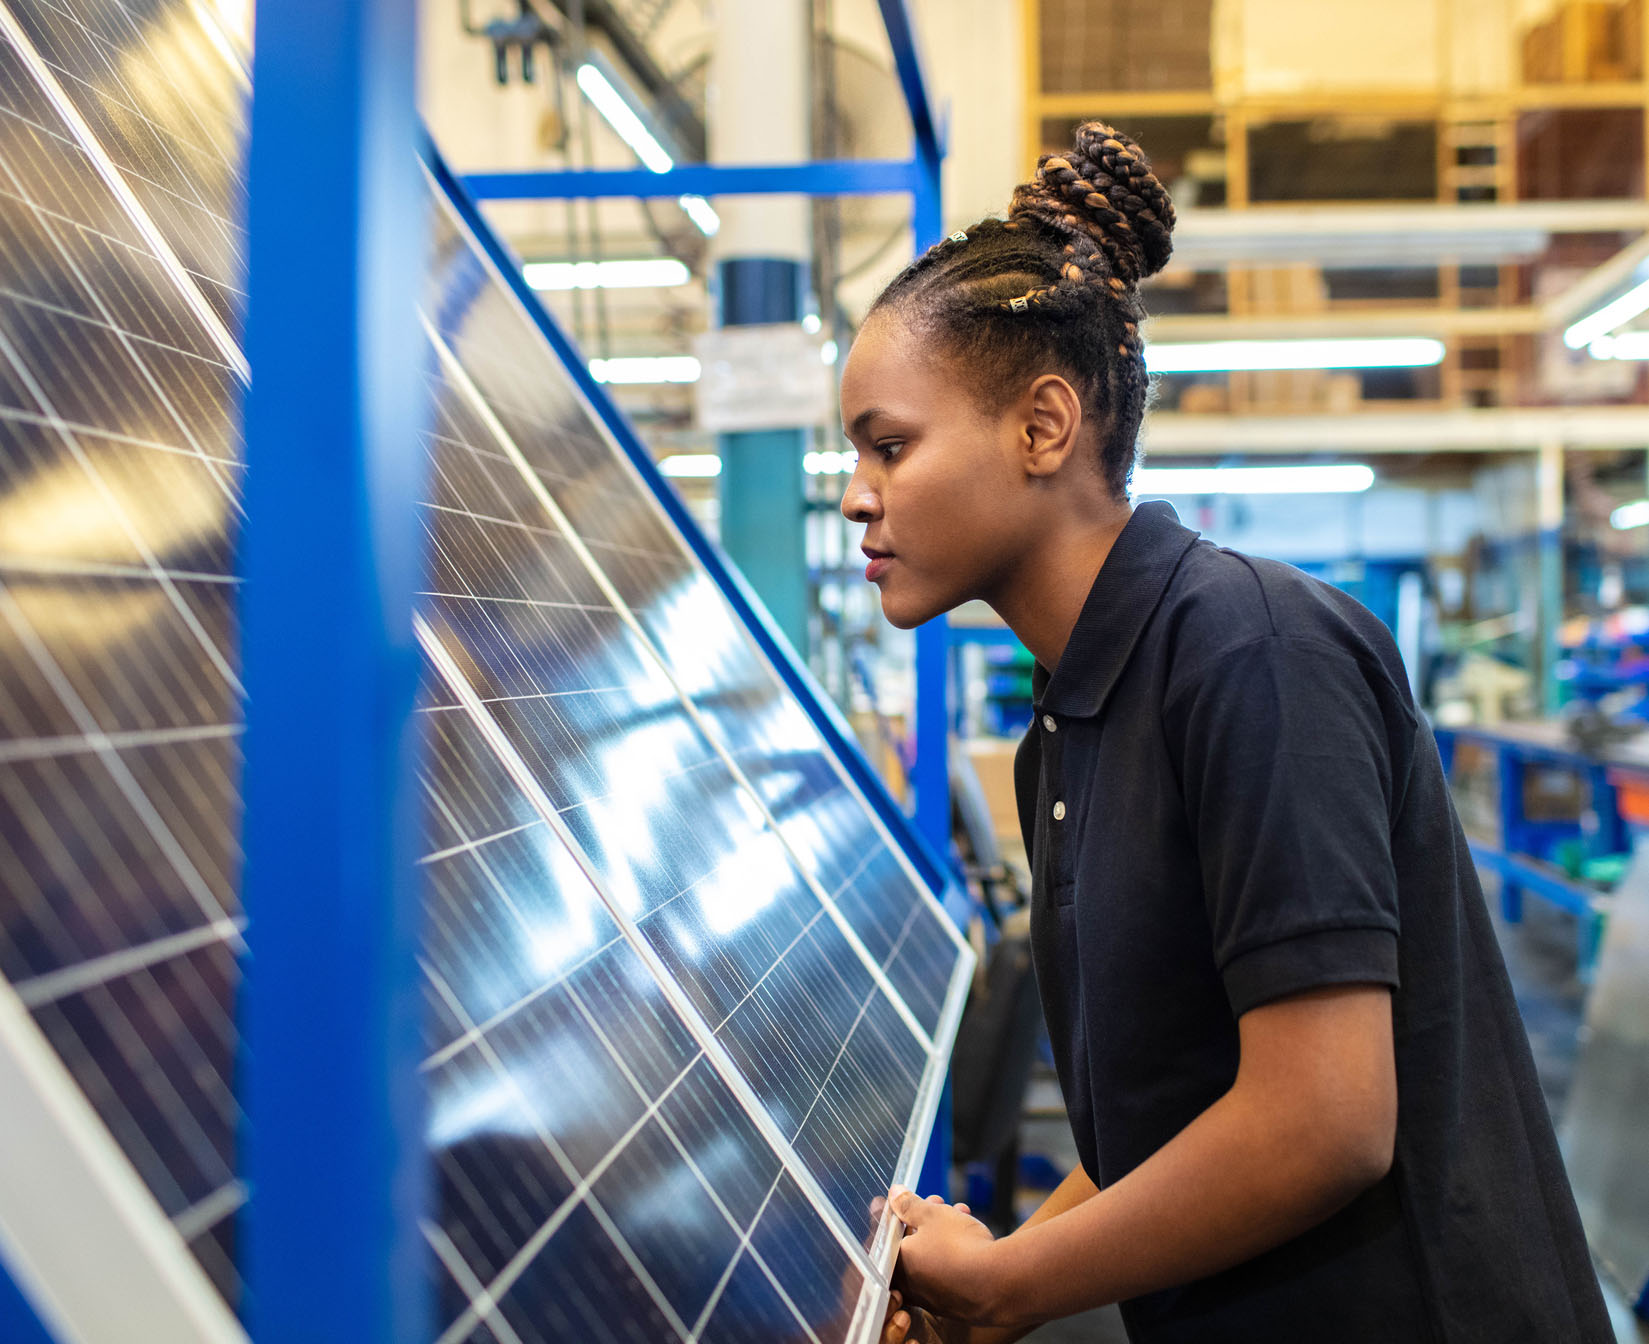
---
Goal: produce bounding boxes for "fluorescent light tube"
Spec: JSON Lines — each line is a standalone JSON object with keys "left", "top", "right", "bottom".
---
{"left": 576, "top": 63, "right": 673, "bottom": 173}
{"left": 658, "top": 454, "right": 722, "bottom": 478}
{"left": 1612, "top": 499, "right": 1649, "bottom": 529}
{"left": 1565, "top": 277, "right": 1649, "bottom": 349}
{"left": 1145, "top": 339, "right": 1444, "bottom": 374}
{"left": 677, "top": 194, "right": 721, "bottom": 236}
{"left": 524, "top": 258, "right": 691, "bottom": 291}
{"left": 1134, "top": 464, "right": 1376, "bottom": 495}
{"left": 804, "top": 450, "right": 854, "bottom": 476}
{"left": 1588, "top": 332, "right": 1649, "bottom": 360}
{"left": 574, "top": 64, "right": 719, "bottom": 238}
{"left": 588, "top": 356, "right": 701, "bottom": 385}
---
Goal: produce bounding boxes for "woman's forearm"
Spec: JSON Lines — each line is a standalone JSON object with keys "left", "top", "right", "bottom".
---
{"left": 964, "top": 1164, "right": 1100, "bottom": 1344}
{"left": 983, "top": 989, "right": 1395, "bottom": 1329}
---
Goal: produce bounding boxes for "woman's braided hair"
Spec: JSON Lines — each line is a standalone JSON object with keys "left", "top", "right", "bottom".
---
{"left": 870, "top": 122, "right": 1175, "bottom": 498}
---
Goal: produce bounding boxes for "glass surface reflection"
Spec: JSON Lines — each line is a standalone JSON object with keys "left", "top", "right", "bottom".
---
{"left": 421, "top": 710, "right": 866, "bottom": 1343}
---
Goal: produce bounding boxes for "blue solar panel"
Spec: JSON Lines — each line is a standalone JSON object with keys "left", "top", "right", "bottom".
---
{"left": 0, "top": 2, "right": 973, "bottom": 1338}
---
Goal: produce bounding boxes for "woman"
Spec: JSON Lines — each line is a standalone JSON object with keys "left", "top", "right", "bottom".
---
{"left": 843, "top": 124, "right": 1612, "bottom": 1343}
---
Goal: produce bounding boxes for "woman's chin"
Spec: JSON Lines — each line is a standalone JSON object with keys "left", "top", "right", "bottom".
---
{"left": 877, "top": 586, "right": 946, "bottom": 630}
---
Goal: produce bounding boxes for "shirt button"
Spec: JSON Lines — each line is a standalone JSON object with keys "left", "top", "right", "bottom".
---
{"left": 1053, "top": 800, "right": 1066, "bottom": 821}
{"left": 1042, "top": 714, "right": 1057, "bottom": 733}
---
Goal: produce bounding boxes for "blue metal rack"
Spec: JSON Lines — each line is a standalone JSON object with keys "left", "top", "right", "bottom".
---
{"left": 1433, "top": 723, "right": 1623, "bottom": 982}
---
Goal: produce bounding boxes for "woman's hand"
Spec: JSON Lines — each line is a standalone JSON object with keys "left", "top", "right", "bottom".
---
{"left": 881, "top": 1288, "right": 971, "bottom": 1344}
{"left": 888, "top": 1186, "right": 1008, "bottom": 1325}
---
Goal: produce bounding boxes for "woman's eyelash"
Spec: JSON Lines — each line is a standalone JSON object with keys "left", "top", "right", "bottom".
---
{"left": 875, "top": 441, "right": 903, "bottom": 458}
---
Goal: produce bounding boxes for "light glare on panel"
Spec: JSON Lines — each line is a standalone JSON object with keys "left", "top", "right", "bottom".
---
{"left": 523, "top": 258, "right": 691, "bottom": 291}
{"left": 658, "top": 454, "right": 723, "bottom": 478}
{"left": 589, "top": 356, "right": 701, "bottom": 384}
{"left": 1134, "top": 465, "right": 1376, "bottom": 495}
{"left": 1145, "top": 339, "right": 1444, "bottom": 373}
{"left": 1564, "top": 277, "right": 1649, "bottom": 349}
{"left": 1612, "top": 499, "right": 1649, "bottom": 529}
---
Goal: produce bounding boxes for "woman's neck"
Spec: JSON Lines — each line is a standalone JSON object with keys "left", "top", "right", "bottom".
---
{"left": 989, "top": 505, "right": 1132, "bottom": 672}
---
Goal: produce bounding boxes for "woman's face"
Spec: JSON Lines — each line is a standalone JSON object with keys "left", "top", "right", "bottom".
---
{"left": 838, "top": 313, "right": 1038, "bottom": 629}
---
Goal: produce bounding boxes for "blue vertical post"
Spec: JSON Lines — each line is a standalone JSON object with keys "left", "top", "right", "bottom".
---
{"left": 908, "top": 119, "right": 957, "bottom": 1200}
{"left": 1497, "top": 747, "right": 1525, "bottom": 924}
{"left": 240, "top": 3, "right": 429, "bottom": 1341}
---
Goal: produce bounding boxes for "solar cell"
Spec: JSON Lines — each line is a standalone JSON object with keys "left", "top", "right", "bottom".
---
{"left": 0, "top": 6, "right": 245, "bottom": 1317}
{"left": 424, "top": 191, "right": 970, "bottom": 1047}
{"left": 0, "top": 1, "right": 972, "bottom": 1338}
{"left": 414, "top": 323, "right": 959, "bottom": 1252}
{"left": 419, "top": 690, "right": 875, "bottom": 1344}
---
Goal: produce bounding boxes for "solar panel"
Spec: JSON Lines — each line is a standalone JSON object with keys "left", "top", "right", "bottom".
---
{"left": 0, "top": 1, "right": 974, "bottom": 1338}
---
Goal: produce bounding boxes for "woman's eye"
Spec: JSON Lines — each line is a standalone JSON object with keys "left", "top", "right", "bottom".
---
{"left": 875, "top": 441, "right": 903, "bottom": 459}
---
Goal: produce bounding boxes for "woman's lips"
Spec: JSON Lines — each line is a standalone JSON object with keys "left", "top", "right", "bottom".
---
{"left": 865, "top": 555, "right": 893, "bottom": 582}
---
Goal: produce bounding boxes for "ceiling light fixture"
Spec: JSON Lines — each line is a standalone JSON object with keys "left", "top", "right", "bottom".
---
{"left": 1587, "top": 332, "right": 1649, "bottom": 361}
{"left": 1612, "top": 499, "right": 1649, "bottom": 529}
{"left": 524, "top": 258, "right": 691, "bottom": 291}
{"left": 588, "top": 356, "right": 701, "bottom": 385}
{"left": 1134, "top": 465, "right": 1376, "bottom": 495}
{"left": 575, "top": 63, "right": 721, "bottom": 237}
{"left": 1564, "top": 277, "right": 1649, "bottom": 349}
{"left": 1146, "top": 339, "right": 1444, "bottom": 374}
{"left": 657, "top": 454, "right": 722, "bottom": 478}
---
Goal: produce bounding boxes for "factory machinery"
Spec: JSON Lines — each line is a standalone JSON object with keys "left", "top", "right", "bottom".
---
{"left": 0, "top": 2, "right": 972, "bottom": 1341}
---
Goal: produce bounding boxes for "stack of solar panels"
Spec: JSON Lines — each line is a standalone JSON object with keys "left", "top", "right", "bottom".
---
{"left": 0, "top": 2, "right": 971, "bottom": 1342}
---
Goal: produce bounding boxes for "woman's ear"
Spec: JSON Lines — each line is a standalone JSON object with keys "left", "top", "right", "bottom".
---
{"left": 1020, "top": 374, "right": 1083, "bottom": 478}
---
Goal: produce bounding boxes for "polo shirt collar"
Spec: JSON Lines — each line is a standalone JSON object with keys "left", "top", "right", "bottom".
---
{"left": 1032, "top": 500, "right": 1200, "bottom": 719}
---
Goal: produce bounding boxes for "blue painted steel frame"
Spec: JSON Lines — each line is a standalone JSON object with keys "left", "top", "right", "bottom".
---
{"left": 0, "top": 1254, "right": 55, "bottom": 1344}
{"left": 240, "top": 4, "right": 430, "bottom": 1341}
{"left": 1432, "top": 725, "right": 1615, "bottom": 982}
{"left": 463, "top": 158, "right": 922, "bottom": 201}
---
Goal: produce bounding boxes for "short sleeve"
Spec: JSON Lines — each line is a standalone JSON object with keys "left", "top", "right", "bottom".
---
{"left": 1163, "top": 635, "right": 1404, "bottom": 1016}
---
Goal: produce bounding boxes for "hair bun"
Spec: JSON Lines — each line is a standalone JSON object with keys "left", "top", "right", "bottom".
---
{"left": 1009, "top": 121, "right": 1175, "bottom": 283}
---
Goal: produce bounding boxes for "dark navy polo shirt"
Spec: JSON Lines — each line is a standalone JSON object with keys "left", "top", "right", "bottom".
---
{"left": 1013, "top": 501, "right": 1611, "bottom": 1342}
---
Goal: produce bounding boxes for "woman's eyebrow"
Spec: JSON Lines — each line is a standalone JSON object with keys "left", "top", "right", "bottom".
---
{"left": 847, "top": 407, "right": 886, "bottom": 439}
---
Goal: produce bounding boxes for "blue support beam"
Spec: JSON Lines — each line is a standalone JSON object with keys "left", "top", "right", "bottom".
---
{"left": 875, "top": 0, "right": 944, "bottom": 165}
{"left": 240, "top": 4, "right": 430, "bottom": 1341}
{"left": 462, "top": 158, "right": 923, "bottom": 202}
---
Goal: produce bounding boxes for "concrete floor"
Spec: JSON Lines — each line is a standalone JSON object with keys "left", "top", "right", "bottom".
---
{"left": 1001, "top": 885, "right": 1647, "bottom": 1343}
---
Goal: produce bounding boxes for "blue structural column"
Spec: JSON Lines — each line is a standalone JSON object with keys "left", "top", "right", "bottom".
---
{"left": 711, "top": 0, "right": 811, "bottom": 655}
{"left": 716, "top": 259, "right": 810, "bottom": 651}
{"left": 240, "top": 4, "right": 429, "bottom": 1341}
{"left": 907, "top": 101, "right": 957, "bottom": 1202}
{"left": 1537, "top": 439, "right": 1564, "bottom": 716}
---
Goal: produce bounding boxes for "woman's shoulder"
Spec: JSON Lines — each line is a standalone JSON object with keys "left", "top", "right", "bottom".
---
{"left": 1160, "top": 540, "right": 1410, "bottom": 699}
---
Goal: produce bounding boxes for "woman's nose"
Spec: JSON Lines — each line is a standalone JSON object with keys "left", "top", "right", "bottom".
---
{"left": 840, "top": 464, "right": 881, "bottom": 523}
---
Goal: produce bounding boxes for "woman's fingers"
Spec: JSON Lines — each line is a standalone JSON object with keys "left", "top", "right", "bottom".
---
{"left": 881, "top": 1289, "right": 909, "bottom": 1344}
